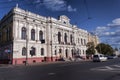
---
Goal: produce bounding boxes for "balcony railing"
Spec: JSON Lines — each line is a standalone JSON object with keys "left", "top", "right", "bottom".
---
{"left": 71, "top": 43, "right": 76, "bottom": 45}
{"left": 60, "top": 42, "right": 64, "bottom": 44}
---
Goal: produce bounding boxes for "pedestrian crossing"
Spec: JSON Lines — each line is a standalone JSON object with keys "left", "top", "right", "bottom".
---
{"left": 91, "top": 64, "right": 120, "bottom": 72}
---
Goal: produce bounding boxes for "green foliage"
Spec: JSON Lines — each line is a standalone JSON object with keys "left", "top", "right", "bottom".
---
{"left": 86, "top": 42, "right": 96, "bottom": 55}
{"left": 114, "top": 48, "right": 118, "bottom": 51}
{"left": 95, "top": 43, "right": 114, "bottom": 55}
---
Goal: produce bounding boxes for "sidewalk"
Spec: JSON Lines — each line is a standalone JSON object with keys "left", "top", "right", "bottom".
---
{"left": 0, "top": 60, "right": 91, "bottom": 68}
{"left": 0, "top": 61, "right": 67, "bottom": 68}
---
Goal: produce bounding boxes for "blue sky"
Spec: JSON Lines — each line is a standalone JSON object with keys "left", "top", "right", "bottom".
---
{"left": 0, "top": 0, "right": 120, "bottom": 48}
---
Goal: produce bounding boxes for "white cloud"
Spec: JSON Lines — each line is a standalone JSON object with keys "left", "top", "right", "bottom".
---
{"left": 94, "top": 18, "right": 120, "bottom": 47}
{"left": 67, "top": 5, "right": 76, "bottom": 12}
{"left": 96, "top": 26, "right": 109, "bottom": 31}
{"left": 112, "top": 18, "right": 120, "bottom": 24}
{"left": 107, "top": 18, "right": 120, "bottom": 27}
{"left": 43, "top": 0, "right": 76, "bottom": 12}
{"left": 44, "top": 0, "right": 66, "bottom": 11}
{"left": 9, "top": 0, "right": 76, "bottom": 12}
{"left": 94, "top": 26, "right": 109, "bottom": 36}
{"left": 104, "top": 32, "right": 116, "bottom": 36}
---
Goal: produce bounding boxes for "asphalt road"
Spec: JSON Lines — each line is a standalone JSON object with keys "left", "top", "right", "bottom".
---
{"left": 0, "top": 58, "right": 120, "bottom": 80}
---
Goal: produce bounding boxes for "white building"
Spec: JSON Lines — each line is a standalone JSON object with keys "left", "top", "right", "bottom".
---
{"left": 0, "top": 6, "right": 88, "bottom": 64}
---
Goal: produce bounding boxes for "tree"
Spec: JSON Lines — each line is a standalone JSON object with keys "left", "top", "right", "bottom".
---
{"left": 95, "top": 43, "right": 114, "bottom": 55}
{"left": 86, "top": 42, "right": 96, "bottom": 55}
{"left": 114, "top": 48, "right": 118, "bottom": 51}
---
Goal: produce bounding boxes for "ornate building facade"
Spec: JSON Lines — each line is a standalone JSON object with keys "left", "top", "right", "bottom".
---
{"left": 0, "top": 7, "right": 89, "bottom": 64}
{"left": 88, "top": 33, "right": 99, "bottom": 47}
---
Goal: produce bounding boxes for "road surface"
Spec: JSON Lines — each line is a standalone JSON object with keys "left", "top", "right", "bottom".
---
{"left": 0, "top": 58, "right": 120, "bottom": 80}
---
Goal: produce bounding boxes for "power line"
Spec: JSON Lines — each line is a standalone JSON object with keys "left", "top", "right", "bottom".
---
{"left": 84, "top": 0, "right": 92, "bottom": 19}
{"left": 0, "top": 0, "right": 24, "bottom": 4}
{"left": 0, "top": 0, "right": 43, "bottom": 9}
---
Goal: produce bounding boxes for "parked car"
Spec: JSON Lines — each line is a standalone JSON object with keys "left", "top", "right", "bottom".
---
{"left": 93, "top": 54, "right": 107, "bottom": 62}
{"left": 74, "top": 55, "right": 85, "bottom": 61}
{"left": 57, "top": 58, "right": 65, "bottom": 61}
{"left": 105, "top": 54, "right": 117, "bottom": 59}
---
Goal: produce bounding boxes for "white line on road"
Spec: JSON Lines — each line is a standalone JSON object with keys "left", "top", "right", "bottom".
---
{"left": 48, "top": 73, "right": 56, "bottom": 76}
{"left": 105, "top": 66, "right": 113, "bottom": 70}
{"left": 91, "top": 64, "right": 120, "bottom": 72}
{"left": 0, "top": 66, "right": 14, "bottom": 69}
{"left": 113, "top": 65, "right": 120, "bottom": 68}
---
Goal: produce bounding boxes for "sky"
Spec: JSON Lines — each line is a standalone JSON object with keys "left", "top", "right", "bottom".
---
{"left": 0, "top": 0, "right": 120, "bottom": 48}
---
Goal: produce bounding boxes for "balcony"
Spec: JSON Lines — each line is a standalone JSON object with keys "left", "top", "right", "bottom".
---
{"left": 67, "top": 42, "right": 70, "bottom": 45}
{"left": 60, "top": 42, "right": 64, "bottom": 44}
{"left": 71, "top": 43, "right": 76, "bottom": 45}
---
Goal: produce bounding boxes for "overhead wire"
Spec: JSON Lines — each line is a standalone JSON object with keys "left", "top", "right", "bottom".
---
{"left": 0, "top": 0, "right": 93, "bottom": 25}
{"left": 0, "top": 0, "right": 24, "bottom": 9}
{"left": 84, "top": 0, "right": 92, "bottom": 19}
{"left": 0, "top": 0, "right": 43, "bottom": 9}
{"left": 0, "top": 0, "right": 24, "bottom": 4}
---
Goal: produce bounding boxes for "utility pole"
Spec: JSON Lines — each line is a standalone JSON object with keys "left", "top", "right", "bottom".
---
{"left": 25, "top": 34, "right": 28, "bottom": 65}
{"left": 25, "top": 14, "right": 28, "bottom": 65}
{"left": 50, "top": 20, "right": 53, "bottom": 61}
{"left": 51, "top": 40, "right": 53, "bottom": 61}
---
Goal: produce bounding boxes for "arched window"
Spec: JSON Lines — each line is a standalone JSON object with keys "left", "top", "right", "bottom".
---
{"left": 70, "top": 34, "right": 72, "bottom": 43}
{"left": 64, "top": 33, "right": 67, "bottom": 44}
{"left": 39, "top": 30, "right": 43, "bottom": 41}
{"left": 77, "top": 48, "right": 79, "bottom": 55}
{"left": 22, "top": 47, "right": 26, "bottom": 56}
{"left": 83, "top": 50, "right": 84, "bottom": 54}
{"left": 79, "top": 50, "right": 81, "bottom": 54}
{"left": 84, "top": 39, "right": 86, "bottom": 45}
{"left": 59, "top": 49, "right": 62, "bottom": 53}
{"left": 78, "top": 38, "right": 80, "bottom": 43}
{"left": 31, "top": 29, "right": 35, "bottom": 40}
{"left": 30, "top": 47, "right": 36, "bottom": 56}
{"left": 65, "top": 49, "right": 68, "bottom": 58}
{"left": 21, "top": 27, "right": 26, "bottom": 40}
{"left": 81, "top": 38, "right": 83, "bottom": 45}
{"left": 71, "top": 49, "right": 74, "bottom": 57}
{"left": 58, "top": 32, "right": 61, "bottom": 44}
{"left": 41, "top": 48, "right": 44, "bottom": 56}
{"left": 54, "top": 50, "right": 57, "bottom": 55}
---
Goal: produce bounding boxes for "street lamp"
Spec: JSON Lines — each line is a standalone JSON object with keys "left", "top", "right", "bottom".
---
{"left": 25, "top": 34, "right": 28, "bottom": 65}
{"left": 24, "top": 15, "right": 28, "bottom": 66}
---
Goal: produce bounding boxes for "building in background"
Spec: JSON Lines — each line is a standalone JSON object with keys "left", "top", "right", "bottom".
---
{"left": 0, "top": 6, "right": 96, "bottom": 65}
{"left": 88, "top": 33, "right": 99, "bottom": 47}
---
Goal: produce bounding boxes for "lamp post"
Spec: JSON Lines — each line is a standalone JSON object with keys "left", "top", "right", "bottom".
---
{"left": 25, "top": 15, "right": 28, "bottom": 66}
{"left": 50, "top": 24, "right": 53, "bottom": 61}
{"left": 25, "top": 34, "right": 28, "bottom": 65}
{"left": 49, "top": 18, "right": 54, "bottom": 61}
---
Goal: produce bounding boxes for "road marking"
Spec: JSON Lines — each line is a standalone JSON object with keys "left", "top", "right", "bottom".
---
{"left": 59, "top": 62, "right": 82, "bottom": 67}
{"left": 113, "top": 65, "right": 120, "bottom": 68}
{"left": 0, "top": 66, "right": 14, "bottom": 69}
{"left": 48, "top": 73, "right": 56, "bottom": 76}
{"left": 105, "top": 66, "right": 113, "bottom": 70}
{"left": 91, "top": 64, "right": 120, "bottom": 72}
{"left": 91, "top": 67, "right": 111, "bottom": 71}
